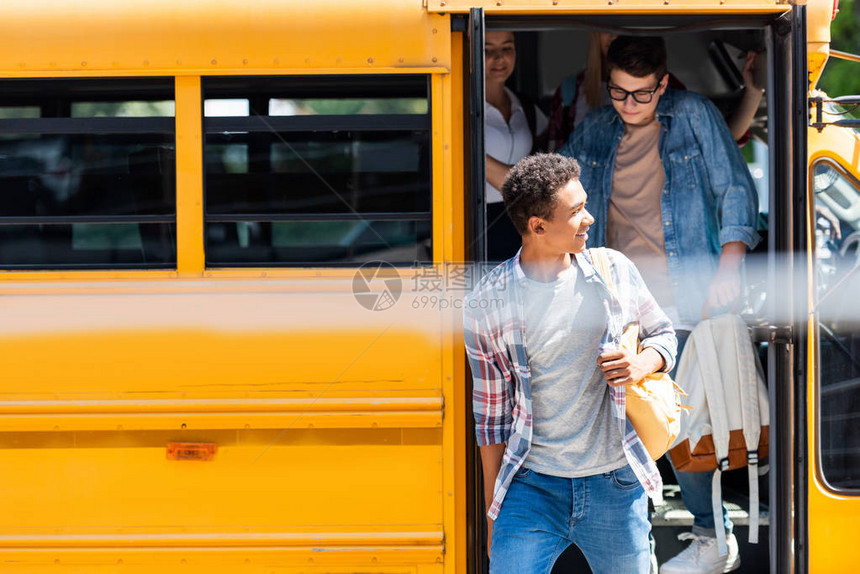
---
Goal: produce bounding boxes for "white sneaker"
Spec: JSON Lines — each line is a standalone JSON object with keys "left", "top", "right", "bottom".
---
{"left": 659, "top": 532, "right": 741, "bottom": 574}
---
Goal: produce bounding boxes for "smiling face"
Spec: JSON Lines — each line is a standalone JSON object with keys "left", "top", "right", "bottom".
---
{"left": 532, "top": 178, "right": 594, "bottom": 254}
{"left": 608, "top": 68, "right": 667, "bottom": 126}
{"left": 484, "top": 31, "right": 516, "bottom": 86}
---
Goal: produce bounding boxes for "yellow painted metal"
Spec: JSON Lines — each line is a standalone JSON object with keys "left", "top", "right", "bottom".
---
{"left": 807, "top": 0, "right": 834, "bottom": 89}
{"left": 0, "top": 283, "right": 450, "bottom": 570}
{"left": 443, "top": 33, "right": 469, "bottom": 574}
{"left": 0, "top": 2, "right": 463, "bottom": 573}
{"left": 807, "top": 118, "right": 860, "bottom": 572}
{"left": 0, "top": 0, "right": 451, "bottom": 75}
{"left": 0, "top": 549, "right": 444, "bottom": 574}
{"left": 175, "top": 76, "right": 205, "bottom": 275}
{"left": 427, "top": 0, "right": 789, "bottom": 13}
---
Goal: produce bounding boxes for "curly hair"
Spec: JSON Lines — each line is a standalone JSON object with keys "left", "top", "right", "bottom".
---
{"left": 606, "top": 36, "right": 667, "bottom": 81}
{"left": 501, "top": 153, "right": 581, "bottom": 236}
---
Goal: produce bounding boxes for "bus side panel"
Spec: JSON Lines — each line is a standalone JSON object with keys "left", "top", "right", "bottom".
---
{"left": 0, "top": 285, "right": 446, "bottom": 572}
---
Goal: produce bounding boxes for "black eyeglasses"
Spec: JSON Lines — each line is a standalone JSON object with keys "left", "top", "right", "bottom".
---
{"left": 606, "top": 83, "right": 661, "bottom": 104}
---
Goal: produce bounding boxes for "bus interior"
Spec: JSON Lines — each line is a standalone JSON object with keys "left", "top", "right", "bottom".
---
{"left": 471, "top": 14, "right": 794, "bottom": 572}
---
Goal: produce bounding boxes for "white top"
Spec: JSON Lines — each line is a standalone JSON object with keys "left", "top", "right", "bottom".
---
{"left": 485, "top": 87, "right": 549, "bottom": 204}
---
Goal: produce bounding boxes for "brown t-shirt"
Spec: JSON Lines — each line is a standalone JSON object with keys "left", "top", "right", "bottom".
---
{"left": 606, "top": 117, "right": 675, "bottom": 309}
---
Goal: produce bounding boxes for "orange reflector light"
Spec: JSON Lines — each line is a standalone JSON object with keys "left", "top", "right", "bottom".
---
{"left": 166, "top": 442, "right": 218, "bottom": 461}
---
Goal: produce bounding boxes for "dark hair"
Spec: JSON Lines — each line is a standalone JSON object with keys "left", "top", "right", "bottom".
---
{"left": 606, "top": 36, "right": 667, "bottom": 81}
{"left": 501, "top": 153, "right": 581, "bottom": 236}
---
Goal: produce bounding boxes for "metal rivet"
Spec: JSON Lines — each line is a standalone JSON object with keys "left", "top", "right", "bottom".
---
{"left": 399, "top": 57, "right": 405, "bottom": 63}
{"left": 143, "top": 60, "right": 150, "bottom": 66}
{"left": 432, "top": 28, "right": 438, "bottom": 34}
{"left": 432, "top": 57, "right": 438, "bottom": 63}
{"left": 274, "top": 58, "right": 280, "bottom": 64}
{"left": 243, "top": 59, "right": 249, "bottom": 65}
{"left": 211, "top": 59, "right": 217, "bottom": 65}
{"left": 81, "top": 61, "right": 87, "bottom": 66}
{"left": 367, "top": 57, "right": 374, "bottom": 64}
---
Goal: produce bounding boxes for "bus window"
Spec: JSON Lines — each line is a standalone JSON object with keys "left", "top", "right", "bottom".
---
{"left": 0, "top": 78, "right": 177, "bottom": 269}
{"left": 813, "top": 158, "right": 860, "bottom": 491}
{"left": 202, "top": 75, "right": 432, "bottom": 267}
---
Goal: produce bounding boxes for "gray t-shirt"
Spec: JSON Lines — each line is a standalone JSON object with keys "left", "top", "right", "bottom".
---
{"left": 522, "top": 264, "right": 627, "bottom": 477}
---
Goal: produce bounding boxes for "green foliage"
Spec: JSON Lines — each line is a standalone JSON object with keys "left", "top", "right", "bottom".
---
{"left": 71, "top": 101, "right": 175, "bottom": 118}
{"left": 819, "top": 0, "right": 860, "bottom": 98}
{"left": 299, "top": 98, "right": 428, "bottom": 115}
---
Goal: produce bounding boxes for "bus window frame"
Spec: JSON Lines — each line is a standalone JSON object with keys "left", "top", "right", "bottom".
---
{"left": 0, "top": 77, "right": 178, "bottom": 271}
{"left": 200, "top": 74, "right": 435, "bottom": 269}
{"left": 810, "top": 154, "right": 860, "bottom": 496}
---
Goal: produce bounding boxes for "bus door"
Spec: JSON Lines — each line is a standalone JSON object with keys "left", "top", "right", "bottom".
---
{"left": 443, "top": 2, "right": 805, "bottom": 572}
{"left": 806, "top": 35, "right": 860, "bottom": 571}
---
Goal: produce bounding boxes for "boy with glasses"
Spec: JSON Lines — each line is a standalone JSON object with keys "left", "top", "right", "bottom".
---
{"left": 560, "top": 36, "right": 760, "bottom": 574}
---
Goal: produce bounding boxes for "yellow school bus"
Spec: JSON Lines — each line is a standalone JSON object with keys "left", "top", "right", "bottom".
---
{"left": 0, "top": 0, "right": 857, "bottom": 573}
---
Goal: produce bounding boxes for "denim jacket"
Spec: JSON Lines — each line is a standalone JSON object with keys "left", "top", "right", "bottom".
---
{"left": 560, "top": 88, "right": 761, "bottom": 324}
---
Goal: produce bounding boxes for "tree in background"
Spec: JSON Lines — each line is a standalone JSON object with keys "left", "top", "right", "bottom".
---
{"left": 819, "top": 0, "right": 860, "bottom": 98}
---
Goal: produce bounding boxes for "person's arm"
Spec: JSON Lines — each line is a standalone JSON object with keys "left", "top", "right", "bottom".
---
{"left": 598, "top": 346, "right": 665, "bottom": 387}
{"left": 463, "top": 295, "right": 513, "bottom": 527}
{"left": 727, "top": 51, "right": 765, "bottom": 142}
{"left": 705, "top": 240, "right": 747, "bottom": 313}
{"left": 597, "top": 250, "right": 677, "bottom": 382}
{"left": 486, "top": 155, "right": 511, "bottom": 190}
{"left": 479, "top": 443, "right": 506, "bottom": 556}
{"left": 693, "top": 95, "right": 761, "bottom": 315}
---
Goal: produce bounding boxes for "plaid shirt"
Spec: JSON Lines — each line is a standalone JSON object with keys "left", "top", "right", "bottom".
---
{"left": 464, "top": 248, "right": 677, "bottom": 519}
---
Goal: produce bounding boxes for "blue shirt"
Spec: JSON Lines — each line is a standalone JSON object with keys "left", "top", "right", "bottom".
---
{"left": 560, "top": 88, "right": 761, "bottom": 324}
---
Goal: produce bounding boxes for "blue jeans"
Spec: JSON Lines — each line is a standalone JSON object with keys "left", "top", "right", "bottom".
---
{"left": 669, "top": 330, "right": 732, "bottom": 538}
{"left": 490, "top": 465, "right": 650, "bottom": 574}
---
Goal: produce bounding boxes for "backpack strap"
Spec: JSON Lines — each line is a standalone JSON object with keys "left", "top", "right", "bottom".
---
{"left": 730, "top": 315, "right": 763, "bottom": 544}
{"left": 589, "top": 247, "right": 613, "bottom": 292}
{"left": 694, "top": 320, "right": 732, "bottom": 557}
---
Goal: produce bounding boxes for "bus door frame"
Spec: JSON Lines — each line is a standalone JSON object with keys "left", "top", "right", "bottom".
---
{"left": 469, "top": 8, "right": 487, "bottom": 265}
{"left": 465, "top": 8, "right": 488, "bottom": 574}
{"left": 767, "top": 5, "right": 809, "bottom": 573}
{"left": 461, "top": 8, "right": 807, "bottom": 573}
